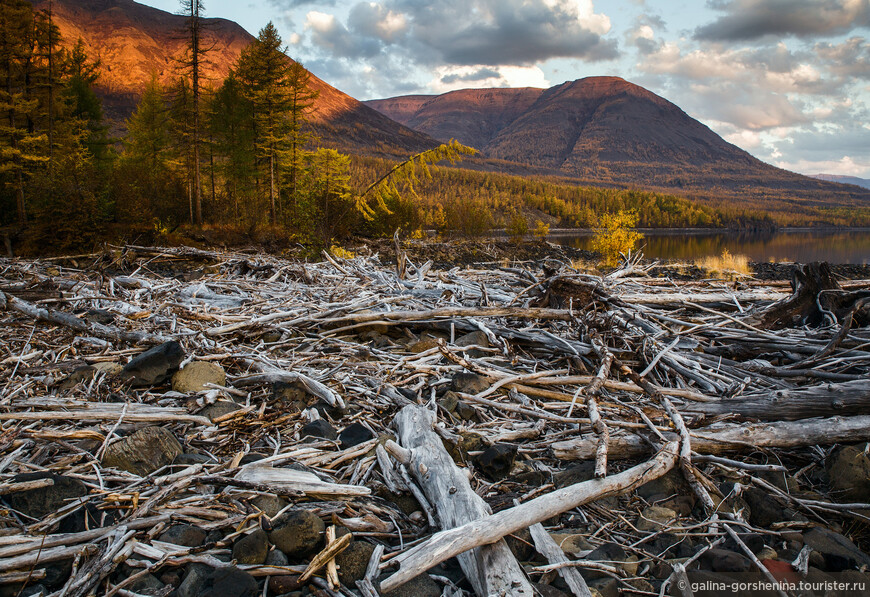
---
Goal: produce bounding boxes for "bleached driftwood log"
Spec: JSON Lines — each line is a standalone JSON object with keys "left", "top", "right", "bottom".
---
{"left": 0, "top": 290, "right": 169, "bottom": 346}
{"left": 390, "top": 405, "right": 535, "bottom": 597}
{"left": 552, "top": 415, "right": 870, "bottom": 461}
{"left": 381, "top": 425, "right": 678, "bottom": 593}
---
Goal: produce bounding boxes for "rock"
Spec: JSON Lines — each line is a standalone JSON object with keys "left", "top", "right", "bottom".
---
{"left": 762, "top": 558, "right": 801, "bottom": 585}
{"left": 554, "top": 461, "right": 596, "bottom": 488}
{"left": 454, "top": 330, "right": 491, "bottom": 357}
{"left": 450, "top": 372, "right": 489, "bottom": 394}
{"left": 587, "top": 577, "right": 619, "bottom": 597}
{"left": 250, "top": 494, "right": 289, "bottom": 518}
{"left": 92, "top": 361, "right": 123, "bottom": 376}
{"left": 121, "top": 341, "right": 184, "bottom": 386}
{"left": 233, "top": 529, "right": 269, "bottom": 565}
{"left": 408, "top": 337, "right": 441, "bottom": 353}
{"left": 335, "top": 540, "right": 375, "bottom": 585}
{"left": 101, "top": 426, "right": 183, "bottom": 476}
{"left": 636, "top": 505, "right": 677, "bottom": 532}
{"left": 127, "top": 573, "right": 165, "bottom": 595}
{"left": 743, "top": 488, "right": 785, "bottom": 528}
{"left": 802, "top": 527, "right": 870, "bottom": 571}
{"left": 339, "top": 422, "right": 374, "bottom": 449}
{"left": 756, "top": 546, "right": 778, "bottom": 561}
{"left": 267, "top": 576, "right": 302, "bottom": 594}
{"left": 302, "top": 419, "right": 337, "bottom": 441}
{"left": 172, "top": 361, "right": 226, "bottom": 393}
{"left": 192, "top": 566, "right": 258, "bottom": 597}
{"left": 549, "top": 533, "right": 594, "bottom": 557}
{"left": 200, "top": 401, "right": 241, "bottom": 422}
{"left": 474, "top": 443, "right": 517, "bottom": 481}
{"left": 636, "top": 468, "right": 691, "bottom": 501}
{"left": 585, "top": 544, "right": 636, "bottom": 578}
{"left": 701, "top": 548, "right": 752, "bottom": 572}
{"left": 4, "top": 472, "right": 87, "bottom": 519}
{"left": 83, "top": 308, "right": 115, "bottom": 324}
{"left": 159, "top": 524, "right": 207, "bottom": 547}
{"left": 268, "top": 509, "right": 325, "bottom": 558}
{"left": 176, "top": 564, "right": 212, "bottom": 597}
{"left": 506, "top": 527, "right": 534, "bottom": 561}
{"left": 827, "top": 444, "right": 870, "bottom": 502}
{"left": 313, "top": 398, "right": 346, "bottom": 420}
{"left": 381, "top": 573, "right": 441, "bottom": 597}
{"left": 57, "top": 366, "right": 97, "bottom": 391}
{"left": 265, "top": 549, "right": 288, "bottom": 567}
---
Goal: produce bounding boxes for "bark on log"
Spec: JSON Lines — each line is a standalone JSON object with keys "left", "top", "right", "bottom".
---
{"left": 552, "top": 415, "right": 870, "bottom": 461}
{"left": 392, "top": 405, "right": 535, "bottom": 597}
{"left": 682, "top": 380, "right": 870, "bottom": 421}
{"left": 381, "top": 434, "right": 678, "bottom": 593}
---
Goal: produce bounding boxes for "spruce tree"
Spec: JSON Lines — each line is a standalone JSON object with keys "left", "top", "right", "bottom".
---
{"left": 235, "top": 22, "right": 292, "bottom": 226}
{"left": 179, "top": 0, "right": 208, "bottom": 225}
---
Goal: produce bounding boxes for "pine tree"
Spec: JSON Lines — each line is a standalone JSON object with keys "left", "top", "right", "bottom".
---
{"left": 235, "top": 22, "right": 292, "bottom": 225}
{"left": 179, "top": 0, "right": 208, "bottom": 225}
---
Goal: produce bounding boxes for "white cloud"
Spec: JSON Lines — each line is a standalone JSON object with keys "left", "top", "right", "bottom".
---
{"left": 429, "top": 65, "right": 550, "bottom": 93}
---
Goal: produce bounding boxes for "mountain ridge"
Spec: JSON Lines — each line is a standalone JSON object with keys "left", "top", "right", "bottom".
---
{"left": 366, "top": 77, "right": 870, "bottom": 207}
{"left": 34, "top": 0, "right": 437, "bottom": 156}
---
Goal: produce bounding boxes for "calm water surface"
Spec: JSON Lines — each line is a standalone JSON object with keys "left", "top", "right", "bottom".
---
{"left": 552, "top": 229, "right": 870, "bottom": 264}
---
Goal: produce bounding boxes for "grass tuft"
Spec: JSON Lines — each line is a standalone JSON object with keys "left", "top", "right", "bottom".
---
{"left": 699, "top": 249, "right": 751, "bottom": 278}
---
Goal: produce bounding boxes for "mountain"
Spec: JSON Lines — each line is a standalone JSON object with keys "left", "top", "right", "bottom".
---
{"left": 810, "top": 174, "right": 870, "bottom": 190}
{"left": 34, "top": 0, "right": 436, "bottom": 156}
{"left": 367, "top": 77, "right": 870, "bottom": 207}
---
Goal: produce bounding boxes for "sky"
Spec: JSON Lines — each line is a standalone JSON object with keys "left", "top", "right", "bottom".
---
{"left": 138, "top": 0, "right": 870, "bottom": 178}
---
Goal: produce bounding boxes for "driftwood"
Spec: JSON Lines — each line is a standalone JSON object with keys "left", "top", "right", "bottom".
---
{"left": 390, "top": 405, "right": 534, "bottom": 597}
{"left": 2, "top": 246, "right": 870, "bottom": 596}
{"left": 552, "top": 415, "right": 870, "bottom": 460}
{"left": 381, "top": 441, "right": 678, "bottom": 592}
{"left": 683, "top": 379, "right": 870, "bottom": 421}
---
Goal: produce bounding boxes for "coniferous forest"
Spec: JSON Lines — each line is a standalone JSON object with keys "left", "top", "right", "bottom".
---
{"left": 3, "top": 0, "right": 862, "bottom": 256}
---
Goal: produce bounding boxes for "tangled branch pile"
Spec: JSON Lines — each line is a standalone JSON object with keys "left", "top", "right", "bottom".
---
{"left": 1, "top": 244, "right": 869, "bottom": 597}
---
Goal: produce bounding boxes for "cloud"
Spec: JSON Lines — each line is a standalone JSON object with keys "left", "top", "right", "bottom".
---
{"left": 305, "top": 10, "right": 382, "bottom": 57}
{"left": 429, "top": 65, "right": 550, "bottom": 92}
{"left": 305, "top": 0, "right": 619, "bottom": 66}
{"left": 695, "top": 0, "right": 870, "bottom": 41}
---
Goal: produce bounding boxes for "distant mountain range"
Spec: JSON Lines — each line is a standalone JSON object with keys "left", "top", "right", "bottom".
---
{"left": 810, "top": 174, "right": 870, "bottom": 190}
{"left": 366, "top": 78, "right": 870, "bottom": 206}
{"left": 36, "top": 0, "right": 870, "bottom": 211}
{"left": 35, "top": 0, "right": 436, "bottom": 156}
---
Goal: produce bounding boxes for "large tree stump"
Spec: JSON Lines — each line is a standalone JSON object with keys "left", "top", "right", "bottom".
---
{"left": 756, "top": 262, "right": 840, "bottom": 329}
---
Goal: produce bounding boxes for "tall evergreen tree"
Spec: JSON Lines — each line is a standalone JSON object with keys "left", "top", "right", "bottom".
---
{"left": 179, "top": 0, "right": 208, "bottom": 225}
{"left": 235, "top": 22, "right": 292, "bottom": 225}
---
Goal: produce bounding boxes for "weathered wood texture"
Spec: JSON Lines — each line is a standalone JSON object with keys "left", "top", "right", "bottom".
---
{"left": 392, "top": 405, "right": 534, "bottom": 597}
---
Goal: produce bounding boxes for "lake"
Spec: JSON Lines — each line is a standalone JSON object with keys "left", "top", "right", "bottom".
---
{"left": 551, "top": 228, "right": 870, "bottom": 264}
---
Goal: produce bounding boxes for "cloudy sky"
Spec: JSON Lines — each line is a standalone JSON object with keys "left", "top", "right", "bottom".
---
{"left": 139, "top": 0, "right": 870, "bottom": 178}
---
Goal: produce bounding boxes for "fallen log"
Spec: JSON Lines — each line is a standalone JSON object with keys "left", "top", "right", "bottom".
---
{"left": 390, "top": 405, "right": 534, "bottom": 597}
{"left": 682, "top": 380, "right": 870, "bottom": 421}
{"left": 0, "top": 290, "right": 169, "bottom": 346}
{"left": 381, "top": 432, "right": 678, "bottom": 593}
{"left": 552, "top": 415, "right": 870, "bottom": 461}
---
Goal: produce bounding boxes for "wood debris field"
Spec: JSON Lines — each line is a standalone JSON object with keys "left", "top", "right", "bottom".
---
{"left": 1, "top": 243, "right": 870, "bottom": 597}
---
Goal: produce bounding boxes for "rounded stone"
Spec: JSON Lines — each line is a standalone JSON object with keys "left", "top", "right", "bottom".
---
{"left": 267, "top": 510, "right": 325, "bottom": 558}
{"left": 172, "top": 361, "right": 226, "bottom": 393}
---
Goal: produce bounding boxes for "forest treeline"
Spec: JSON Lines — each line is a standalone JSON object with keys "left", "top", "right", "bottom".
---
{"left": 2, "top": 0, "right": 853, "bottom": 255}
